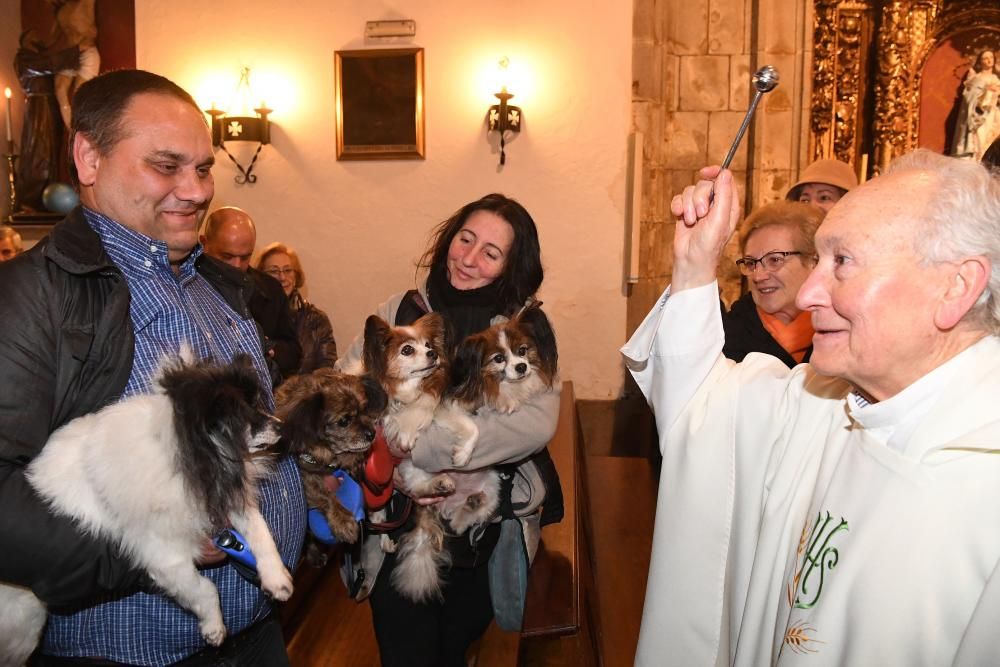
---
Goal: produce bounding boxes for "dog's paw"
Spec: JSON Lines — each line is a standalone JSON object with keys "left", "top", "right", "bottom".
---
{"left": 380, "top": 534, "right": 398, "bottom": 553}
{"left": 200, "top": 618, "right": 227, "bottom": 646}
{"left": 430, "top": 474, "right": 456, "bottom": 496}
{"left": 396, "top": 431, "right": 417, "bottom": 453}
{"left": 332, "top": 518, "right": 361, "bottom": 544}
{"left": 261, "top": 566, "right": 294, "bottom": 602}
{"left": 451, "top": 444, "right": 474, "bottom": 467}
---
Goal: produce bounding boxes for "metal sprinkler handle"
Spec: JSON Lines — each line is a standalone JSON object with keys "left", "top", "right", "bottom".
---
{"left": 720, "top": 65, "right": 780, "bottom": 170}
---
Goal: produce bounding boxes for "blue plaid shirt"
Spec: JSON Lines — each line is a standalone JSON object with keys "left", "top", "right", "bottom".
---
{"left": 42, "top": 208, "right": 306, "bottom": 665}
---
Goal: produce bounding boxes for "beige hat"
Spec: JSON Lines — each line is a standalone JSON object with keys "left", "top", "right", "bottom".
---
{"left": 786, "top": 159, "right": 858, "bottom": 200}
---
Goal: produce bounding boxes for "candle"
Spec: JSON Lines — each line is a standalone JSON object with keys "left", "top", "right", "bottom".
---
{"left": 4, "top": 87, "right": 12, "bottom": 146}
{"left": 859, "top": 153, "right": 869, "bottom": 183}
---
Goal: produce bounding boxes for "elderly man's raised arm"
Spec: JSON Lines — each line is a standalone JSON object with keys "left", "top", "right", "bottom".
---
{"left": 620, "top": 167, "right": 743, "bottom": 443}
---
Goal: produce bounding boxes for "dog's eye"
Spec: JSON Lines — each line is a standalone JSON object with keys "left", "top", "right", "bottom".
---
{"left": 337, "top": 415, "right": 353, "bottom": 428}
{"left": 491, "top": 353, "right": 505, "bottom": 364}
{"left": 517, "top": 345, "right": 529, "bottom": 356}
{"left": 401, "top": 345, "right": 414, "bottom": 356}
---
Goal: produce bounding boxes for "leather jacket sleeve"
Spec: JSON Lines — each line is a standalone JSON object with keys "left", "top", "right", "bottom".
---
{"left": 0, "top": 244, "right": 142, "bottom": 606}
{"left": 0, "top": 464, "right": 143, "bottom": 607}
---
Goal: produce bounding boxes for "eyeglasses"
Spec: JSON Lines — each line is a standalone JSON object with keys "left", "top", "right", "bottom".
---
{"left": 735, "top": 251, "right": 802, "bottom": 275}
{"left": 264, "top": 266, "right": 296, "bottom": 277}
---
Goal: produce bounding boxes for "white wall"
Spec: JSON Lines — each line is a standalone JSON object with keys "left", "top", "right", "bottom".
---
{"left": 137, "top": 0, "right": 631, "bottom": 399}
{"left": 1, "top": 0, "right": 19, "bottom": 222}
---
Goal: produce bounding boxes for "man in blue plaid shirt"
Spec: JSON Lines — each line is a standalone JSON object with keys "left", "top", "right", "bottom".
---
{"left": 0, "top": 70, "right": 305, "bottom": 665}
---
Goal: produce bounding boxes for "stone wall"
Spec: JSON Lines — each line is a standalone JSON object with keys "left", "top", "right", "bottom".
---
{"left": 628, "top": 0, "right": 814, "bottom": 334}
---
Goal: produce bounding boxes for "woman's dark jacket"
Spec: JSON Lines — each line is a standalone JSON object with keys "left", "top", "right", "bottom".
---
{"left": 289, "top": 292, "right": 338, "bottom": 375}
{"left": 0, "top": 208, "right": 257, "bottom": 607}
{"left": 721, "top": 292, "right": 811, "bottom": 369}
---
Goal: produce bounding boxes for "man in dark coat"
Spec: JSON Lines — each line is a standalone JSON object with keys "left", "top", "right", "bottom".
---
{"left": 0, "top": 69, "right": 304, "bottom": 664}
{"left": 201, "top": 206, "right": 301, "bottom": 385}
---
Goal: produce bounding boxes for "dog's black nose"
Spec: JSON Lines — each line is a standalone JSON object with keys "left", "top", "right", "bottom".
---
{"left": 427, "top": 350, "right": 438, "bottom": 360}
{"left": 515, "top": 363, "right": 527, "bottom": 375}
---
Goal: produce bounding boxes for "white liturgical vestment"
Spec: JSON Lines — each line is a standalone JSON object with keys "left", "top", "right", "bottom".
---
{"left": 621, "top": 283, "right": 1000, "bottom": 666}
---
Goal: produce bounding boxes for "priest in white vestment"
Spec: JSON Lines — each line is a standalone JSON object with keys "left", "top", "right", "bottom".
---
{"left": 622, "top": 150, "right": 1000, "bottom": 666}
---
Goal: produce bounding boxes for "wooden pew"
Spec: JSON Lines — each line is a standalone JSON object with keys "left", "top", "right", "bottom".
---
{"left": 471, "top": 381, "right": 589, "bottom": 665}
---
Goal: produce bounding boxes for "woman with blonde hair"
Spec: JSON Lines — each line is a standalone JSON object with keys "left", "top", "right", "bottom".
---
{"left": 723, "top": 200, "right": 825, "bottom": 367}
{"left": 257, "top": 242, "right": 338, "bottom": 374}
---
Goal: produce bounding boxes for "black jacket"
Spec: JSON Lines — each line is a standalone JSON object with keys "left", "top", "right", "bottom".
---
{"left": 721, "top": 292, "right": 812, "bottom": 369}
{"left": 248, "top": 267, "right": 301, "bottom": 383}
{"left": 0, "top": 207, "right": 258, "bottom": 607}
{"left": 289, "top": 292, "right": 338, "bottom": 375}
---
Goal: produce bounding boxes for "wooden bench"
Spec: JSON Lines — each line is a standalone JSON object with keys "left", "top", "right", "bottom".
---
{"left": 471, "top": 381, "right": 589, "bottom": 665}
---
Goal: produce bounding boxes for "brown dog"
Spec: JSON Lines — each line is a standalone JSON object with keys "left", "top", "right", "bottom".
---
{"left": 275, "top": 368, "right": 387, "bottom": 566}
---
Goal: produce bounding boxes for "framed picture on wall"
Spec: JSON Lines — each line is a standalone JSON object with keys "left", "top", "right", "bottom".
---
{"left": 334, "top": 48, "right": 425, "bottom": 160}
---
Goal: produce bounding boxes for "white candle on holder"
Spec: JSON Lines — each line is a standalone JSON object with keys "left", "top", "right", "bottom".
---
{"left": 4, "top": 87, "right": 12, "bottom": 149}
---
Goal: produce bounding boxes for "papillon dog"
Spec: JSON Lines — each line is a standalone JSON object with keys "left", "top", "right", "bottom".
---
{"left": 362, "top": 312, "right": 479, "bottom": 469}
{"left": 0, "top": 354, "right": 293, "bottom": 664}
{"left": 275, "top": 368, "right": 387, "bottom": 566}
{"left": 379, "top": 304, "right": 558, "bottom": 602}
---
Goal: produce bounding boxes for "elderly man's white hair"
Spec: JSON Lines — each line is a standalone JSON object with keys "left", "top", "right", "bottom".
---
{"left": 0, "top": 225, "right": 22, "bottom": 251}
{"left": 886, "top": 149, "right": 1000, "bottom": 336}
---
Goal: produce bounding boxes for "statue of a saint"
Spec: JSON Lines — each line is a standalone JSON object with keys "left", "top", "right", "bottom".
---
{"left": 951, "top": 49, "right": 1000, "bottom": 161}
{"left": 48, "top": 0, "right": 100, "bottom": 128}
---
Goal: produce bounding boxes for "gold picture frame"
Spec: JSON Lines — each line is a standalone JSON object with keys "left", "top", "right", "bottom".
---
{"left": 334, "top": 48, "right": 425, "bottom": 160}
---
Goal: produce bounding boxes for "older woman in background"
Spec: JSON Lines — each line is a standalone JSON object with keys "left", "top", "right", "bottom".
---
{"left": 785, "top": 158, "right": 857, "bottom": 212}
{"left": 257, "top": 242, "right": 338, "bottom": 375}
{"left": 722, "top": 201, "right": 825, "bottom": 367}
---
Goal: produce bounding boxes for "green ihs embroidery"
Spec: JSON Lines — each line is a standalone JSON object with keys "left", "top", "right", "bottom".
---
{"left": 793, "top": 511, "right": 849, "bottom": 609}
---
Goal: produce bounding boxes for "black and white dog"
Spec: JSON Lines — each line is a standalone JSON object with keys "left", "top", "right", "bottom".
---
{"left": 0, "top": 354, "right": 292, "bottom": 665}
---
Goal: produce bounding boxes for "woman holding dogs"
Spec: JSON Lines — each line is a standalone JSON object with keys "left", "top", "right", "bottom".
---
{"left": 338, "top": 193, "right": 560, "bottom": 667}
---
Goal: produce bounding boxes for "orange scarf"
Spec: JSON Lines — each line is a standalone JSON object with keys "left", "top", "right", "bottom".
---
{"left": 757, "top": 308, "right": 814, "bottom": 363}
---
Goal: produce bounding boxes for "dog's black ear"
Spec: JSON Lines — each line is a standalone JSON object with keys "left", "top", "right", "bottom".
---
{"left": 161, "top": 365, "right": 256, "bottom": 530}
{"left": 520, "top": 305, "right": 558, "bottom": 378}
{"left": 227, "top": 354, "right": 261, "bottom": 406}
{"left": 451, "top": 334, "right": 488, "bottom": 402}
{"left": 363, "top": 315, "right": 392, "bottom": 378}
{"left": 279, "top": 390, "right": 327, "bottom": 454}
{"left": 361, "top": 375, "right": 388, "bottom": 415}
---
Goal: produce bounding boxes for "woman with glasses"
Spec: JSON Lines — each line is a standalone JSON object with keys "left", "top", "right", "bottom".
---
{"left": 723, "top": 201, "right": 825, "bottom": 367}
{"left": 257, "top": 242, "right": 338, "bottom": 375}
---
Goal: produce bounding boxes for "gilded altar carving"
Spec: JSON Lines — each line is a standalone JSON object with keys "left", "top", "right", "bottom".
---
{"left": 809, "top": 1, "right": 875, "bottom": 165}
{"left": 811, "top": 0, "right": 1000, "bottom": 175}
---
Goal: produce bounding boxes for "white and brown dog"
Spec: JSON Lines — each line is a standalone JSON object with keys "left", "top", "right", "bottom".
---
{"left": 0, "top": 354, "right": 292, "bottom": 664}
{"left": 364, "top": 305, "right": 558, "bottom": 602}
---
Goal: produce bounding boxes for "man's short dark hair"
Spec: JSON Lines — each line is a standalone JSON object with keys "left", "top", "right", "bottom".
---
{"left": 71, "top": 69, "right": 203, "bottom": 160}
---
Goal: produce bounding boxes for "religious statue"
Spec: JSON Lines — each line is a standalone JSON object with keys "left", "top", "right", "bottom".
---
{"left": 951, "top": 49, "right": 1000, "bottom": 161}
{"left": 48, "top": 0, "right": 100, "bottom": 128}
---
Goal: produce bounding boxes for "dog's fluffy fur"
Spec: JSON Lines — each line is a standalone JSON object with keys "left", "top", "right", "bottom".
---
{"left": 0, "top": 355, "right": 293, "bottom": 664}
{"left": 275, "top": 368, "right": 387, "bottom": 566}
{"left": 366, "top": 305, "right": 558, "bottom": 602}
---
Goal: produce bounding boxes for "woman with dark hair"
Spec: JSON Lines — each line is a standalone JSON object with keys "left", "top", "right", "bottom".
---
{"left": 337, "top": 193, "right": 560, "bottom": 667}
{"left": 256, "top": 242, "right": 338, "bottom": 375}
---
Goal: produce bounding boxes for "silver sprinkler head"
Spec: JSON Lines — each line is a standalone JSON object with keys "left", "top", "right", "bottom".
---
{"left": 752, "top": 65, "right": 780, "bottom": 93}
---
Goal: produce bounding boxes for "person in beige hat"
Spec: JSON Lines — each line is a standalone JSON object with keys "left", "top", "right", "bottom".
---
{"left": 786, "top": 158, "right": 858, "bottom": 212}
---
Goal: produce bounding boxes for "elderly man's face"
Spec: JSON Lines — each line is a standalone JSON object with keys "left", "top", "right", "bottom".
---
{"left": 75, "top": 92, "right": 214, "bottom": 263}
{"left": 795, "top": 170, "right": 957, "bottom": 401}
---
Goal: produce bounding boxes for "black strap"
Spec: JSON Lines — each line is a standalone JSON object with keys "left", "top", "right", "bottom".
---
{"left": 531, "top": 447, "right": 564, "bottom": 527}
{"left": 394, "top": 289, "right": 429, "bottom": 326}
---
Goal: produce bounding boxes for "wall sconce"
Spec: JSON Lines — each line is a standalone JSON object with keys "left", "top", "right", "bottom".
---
{"left": 206, "top": 67, "right": 271, "bottom": 184}
{"left": 486, "top": 57, "right": 522, "bottom": 166}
